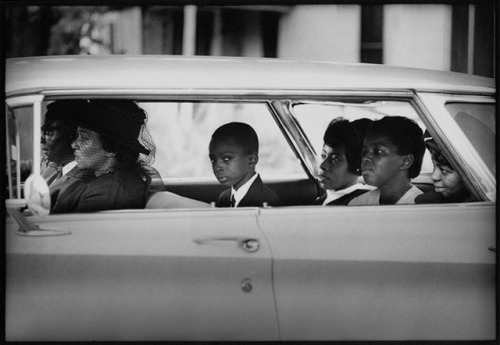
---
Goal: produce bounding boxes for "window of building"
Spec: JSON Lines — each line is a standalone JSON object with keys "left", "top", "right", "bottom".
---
{"left": 451, "top": 3, "right": 495, "bottom": 77}
{"left": 360, "top": 5, "right": 383, "bottom": 64}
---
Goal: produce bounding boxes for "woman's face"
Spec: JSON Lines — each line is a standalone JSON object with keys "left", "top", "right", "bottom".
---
{"left": 72, "top": 127, "right": 109, "bottom": 171}
{"left": 361, "top": 133, "right": 406, "bottom": 188}
{"left": 430, "top": 161, "right": 465, "bottom": 198}
{"left": 318, "top": 144, "right": 357, "bottom": 191}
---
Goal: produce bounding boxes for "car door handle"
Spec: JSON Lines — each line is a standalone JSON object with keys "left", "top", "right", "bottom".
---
{"left": 488, "top": 246, "right": 496, "bottom": 253}
{"left": 194, "top": 237, "right": 260, "bottom": 253}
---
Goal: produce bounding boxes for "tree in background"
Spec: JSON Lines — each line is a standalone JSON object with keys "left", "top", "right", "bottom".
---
{"left": 78, "top": 8, "right": 115, "bottom": 55}
{"left": 5, "top": 6, "right": 112, "bottom": 57}
{"left": 47, "top": 7, "right": 91, "bottom": 55}
{"left": 5, "top": 6, "right": 53, "bottom": 57}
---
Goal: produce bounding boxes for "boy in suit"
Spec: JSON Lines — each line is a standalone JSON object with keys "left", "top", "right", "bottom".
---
{"left": 209, "top": 122, "right": 281, "bottom": 207}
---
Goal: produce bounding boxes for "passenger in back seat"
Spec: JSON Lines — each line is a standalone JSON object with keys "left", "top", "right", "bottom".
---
{"left": 349, "top": 116, "right": 426, "bottom": 205}
{"left": 312, "top": 117, "right": 372, "bottom": 206}
{"left": 415, "top": 137, "right": 472, "bottom": 204}
{"left": 209, "top": 122, "right": 281, "bottom": 207}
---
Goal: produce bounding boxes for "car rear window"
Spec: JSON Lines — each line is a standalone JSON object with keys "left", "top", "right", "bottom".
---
{"left": 444, "top": 102, "right": 496, "bottom": 176}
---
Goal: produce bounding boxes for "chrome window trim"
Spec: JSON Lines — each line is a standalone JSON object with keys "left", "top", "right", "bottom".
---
{"left": 38, "top": 89, "right": 416, "bottom": 99}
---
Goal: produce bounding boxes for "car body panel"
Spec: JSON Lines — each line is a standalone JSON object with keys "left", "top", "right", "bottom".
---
{"left": 6, "top": 209, "right": 279, "bottom": 341}
{"left": 257, "top": 204, "right": 496, "bottom": 340}
{"left": 6, "top": 56, "right": 495, "bottom": 97}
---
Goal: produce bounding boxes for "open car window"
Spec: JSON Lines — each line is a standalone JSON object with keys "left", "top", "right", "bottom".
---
{"left": 5, "top": 95, "right": 495, "bottom": 210}
{"left": 291, "top": 100, "right": 434, "bottom": 175}
{"left": 140, "top": 101, "right": 306, "bottom": 181}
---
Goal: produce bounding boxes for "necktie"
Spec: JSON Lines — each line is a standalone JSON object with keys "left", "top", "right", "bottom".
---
{"left": 230, "top": 194, "right": 236, "bottom": 207}
{"left": 45, "top": 166, "right": 63, "bottom": 186}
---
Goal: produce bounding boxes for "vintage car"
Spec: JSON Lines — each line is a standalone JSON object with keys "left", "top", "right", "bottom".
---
{"left": 4, "top": 55, "right": 496, "bottom": 341}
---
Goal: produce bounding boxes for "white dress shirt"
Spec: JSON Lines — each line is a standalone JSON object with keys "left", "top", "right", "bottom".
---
{"left": 231, "top": 172, "right": 259, "bottom": 207}
{"left": 323, "top": 183, "right": 372, "bottom": 205}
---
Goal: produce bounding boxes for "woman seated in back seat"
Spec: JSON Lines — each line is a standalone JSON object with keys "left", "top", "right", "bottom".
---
{"left": 415, "top": 136, "right": 473, "bottom": 204}
{"left": 312, "top": 117, "right": 372, "bottom": 206}
{"left": 348, "top": 116, "right": 426, "bottom": 205}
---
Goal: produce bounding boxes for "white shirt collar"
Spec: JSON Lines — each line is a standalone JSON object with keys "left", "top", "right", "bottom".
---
{"left": 323, "top": 183, "right": 371, "bottom": 205}
{"left": 231, "top": 172, "right": 259, "bottom": 207}
{"left": 61, "top": 160, "right": 77, "bottom": 176}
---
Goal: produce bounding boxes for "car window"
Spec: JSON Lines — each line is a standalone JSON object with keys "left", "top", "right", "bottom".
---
{"left": 10, "top": 106, "right": 35, "bottom": 172}
{"left": 140, "top": 101, "right": 306, "bottom": 181}
{"left": 6, "top": 106, "right": 35, "bottom": 189}
{"left": 444, "top": 102, "right": 495, "bottom": 175}
{"left": 291, "top": 100, "right": 434, "bottom": 174}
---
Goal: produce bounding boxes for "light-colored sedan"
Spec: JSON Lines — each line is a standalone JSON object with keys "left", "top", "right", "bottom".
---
{"left": 5, "top": 56, "right": 496, "bottom": 341}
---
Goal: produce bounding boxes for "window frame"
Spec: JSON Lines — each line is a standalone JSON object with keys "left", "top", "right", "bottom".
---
{"left": 415, "top": 92, "right": 496, "bottom": 201}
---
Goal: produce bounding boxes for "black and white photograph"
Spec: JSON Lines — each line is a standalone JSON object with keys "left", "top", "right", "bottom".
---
{"left": 3, "top": 0, "right": 497, "bottom": 342}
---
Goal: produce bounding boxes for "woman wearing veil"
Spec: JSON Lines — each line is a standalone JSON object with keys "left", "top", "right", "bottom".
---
{"left": 51, "top": 99, "right": 156, "bottom": 213}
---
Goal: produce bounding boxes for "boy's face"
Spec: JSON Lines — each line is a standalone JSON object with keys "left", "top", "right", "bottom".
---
{"left": 209, "top": 138, "right": 256, "bottom": 190}
{"left": 361, "top": 133, "right": 408, "bottom": 188}
{"left": 318, "top": 144, "right": 357, "bottom": 191}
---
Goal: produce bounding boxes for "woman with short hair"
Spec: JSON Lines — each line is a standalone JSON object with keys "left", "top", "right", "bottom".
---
{"left": 312, "top": 117, "right": 372, "bottom": 206}
{"left": 415, "top": 137, "right": 472, "bottom": 204}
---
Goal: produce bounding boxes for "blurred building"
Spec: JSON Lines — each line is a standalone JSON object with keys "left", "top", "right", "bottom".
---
{"left": 4, "top": 3, "right": 496, "bottom": 77}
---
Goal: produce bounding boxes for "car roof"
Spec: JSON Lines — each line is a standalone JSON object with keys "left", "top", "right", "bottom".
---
{"left": 5, "top": 55, "right": 495, "bottom": 97}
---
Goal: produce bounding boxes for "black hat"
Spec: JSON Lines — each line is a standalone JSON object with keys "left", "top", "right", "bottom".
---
{"left": 78, "top": 100, "right": 150, "bottom": 155}
{"left": 425, "top": 137, "right": 450, "bottom": 167}
{"left": 45, "top": 100, "right": 88, "bottom": 126}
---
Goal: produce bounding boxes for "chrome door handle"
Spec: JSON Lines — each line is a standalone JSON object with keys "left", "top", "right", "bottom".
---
{"left": 194, "top": 237, "right": 260, "bottom": 253}
{"left": 241, "top": 239, "right": 259, "bottom": 252}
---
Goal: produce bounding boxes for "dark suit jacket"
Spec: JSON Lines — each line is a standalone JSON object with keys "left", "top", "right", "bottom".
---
{"left": 311, "top": 188, "right": 368, "bottom": 206}
{"left": 49, "top": 166, "right": 93, "bottom": 207}
{"left": 51, "top": 169, "right": 147, "bottom": 214}
{"left": 217, "top": 175, "right": 281, "bottom": 207}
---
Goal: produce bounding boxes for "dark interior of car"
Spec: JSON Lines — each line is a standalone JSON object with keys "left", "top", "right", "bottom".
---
{"left": 153, "top": 177, "right": 436, "bottom": 207}
{"left": 157, "top": 178, "right": 320, "bottom": 207}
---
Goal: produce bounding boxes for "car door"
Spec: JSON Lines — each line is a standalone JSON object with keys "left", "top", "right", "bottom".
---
{"left": 257, "top": 94, "right": 496, "bottom": 340}
{"left": 6, "top": 208, "right": 278, "bottom": 341}
{"left": 4, "top": 98, "right": 279, "bottom": 341}
{"left": 258, "top": 203, "right": 495, "bottom": 340}
{"left": 4, "top": 95, "right": 326, "bottom": 341}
